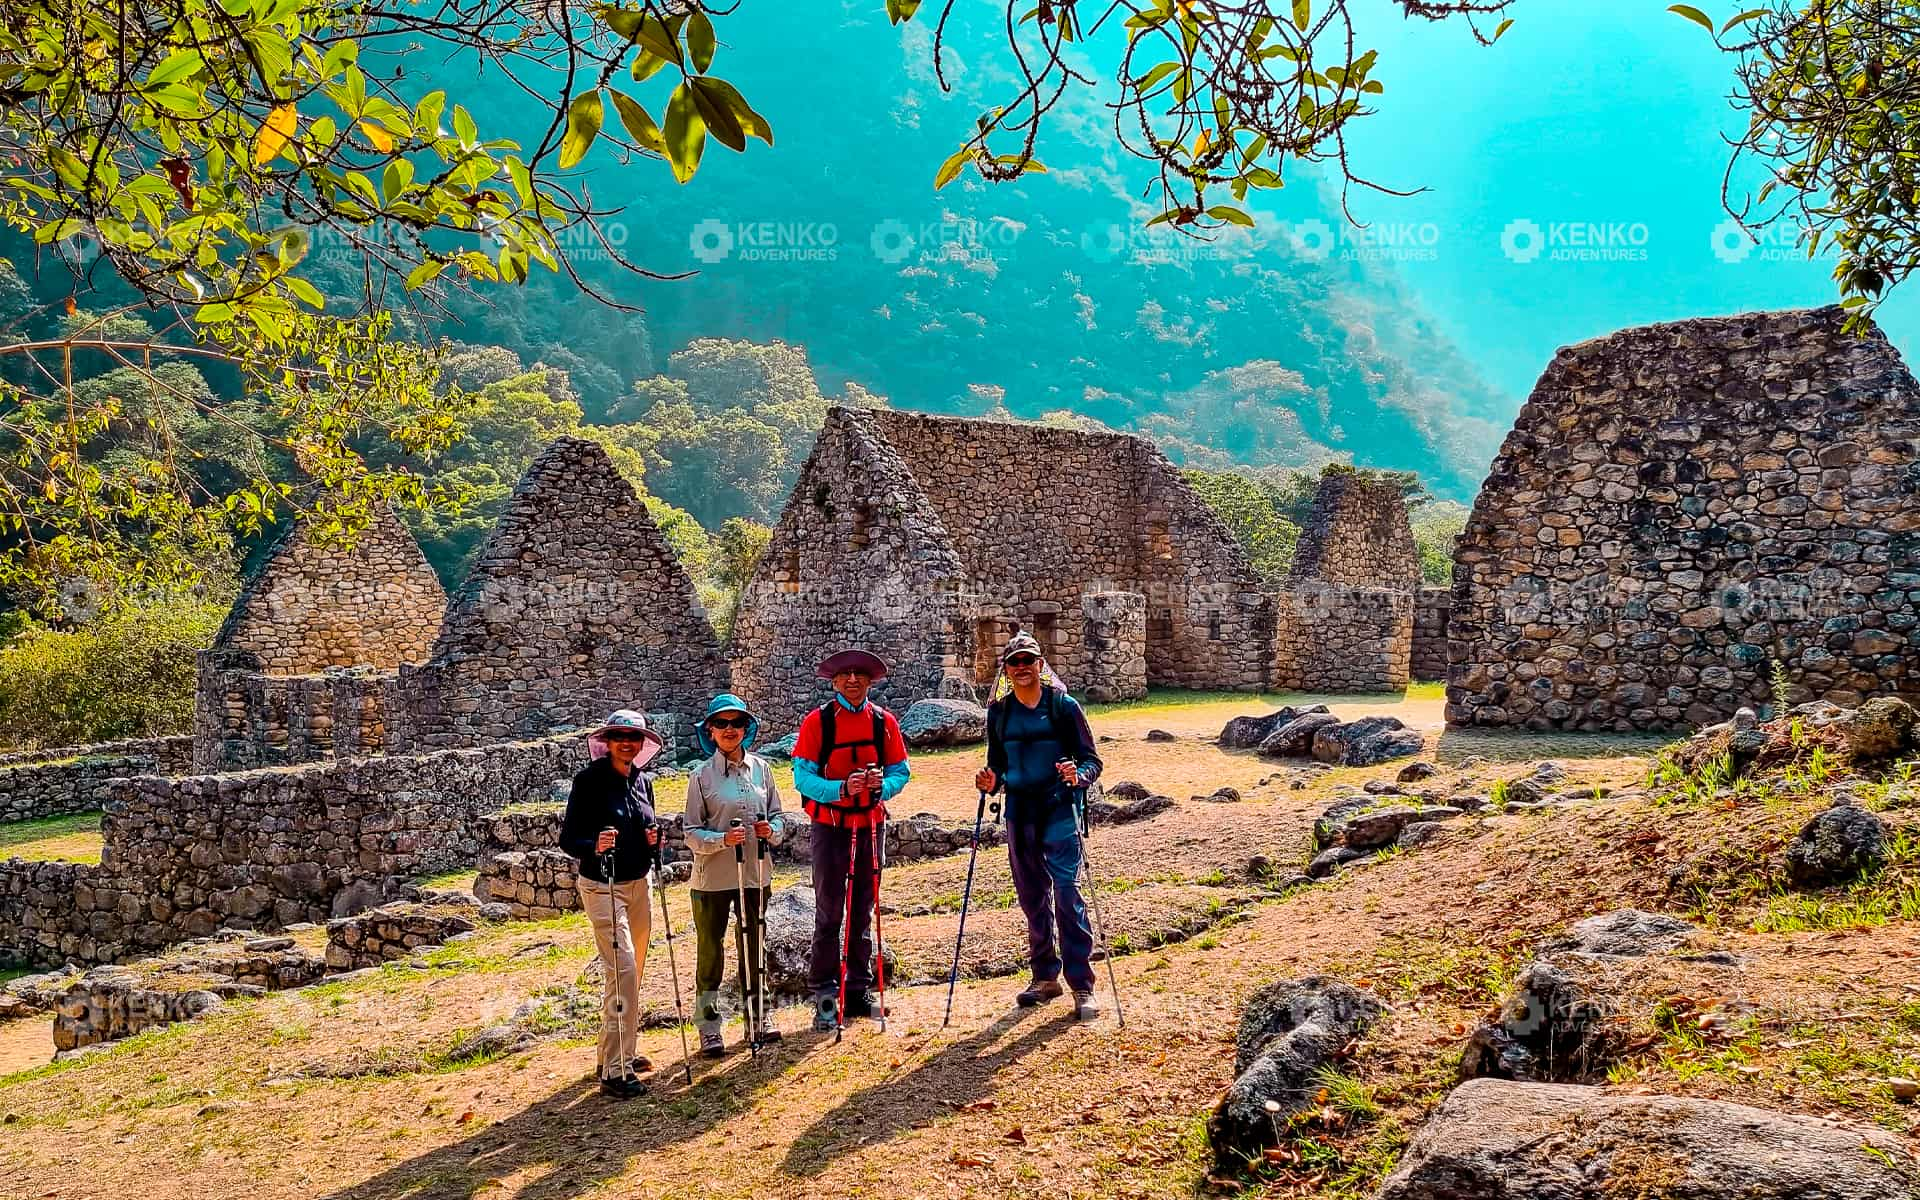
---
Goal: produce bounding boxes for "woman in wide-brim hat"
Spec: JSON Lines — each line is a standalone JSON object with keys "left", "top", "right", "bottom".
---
{"left": 684, "top": 693, "right": 788, "bottom": 1055}
{"left": 559, "top": 708, "right": 665, "bottom": 1098}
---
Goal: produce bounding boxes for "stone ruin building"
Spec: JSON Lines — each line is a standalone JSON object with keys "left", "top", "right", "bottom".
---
{"left": 192, "top": 506, "right": 447, "bottom": 771}
{"left": 2, "top": 435, "right": 730, "bottom": 970}
{"left": 1447, "top": 306, "right": 1920, "bottom": 731}
{"left": 1281, "top": 469, "right": 1421, "bottom": 693}
{"left": 730, "top": 409, "right": 1423, "bottom": 732}
{"left": 390, "top": 435, "right": 730, "bottom": 752}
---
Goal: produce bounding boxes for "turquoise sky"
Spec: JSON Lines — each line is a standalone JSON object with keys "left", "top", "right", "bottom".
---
{"left": 1284, "top": 0, "right": 1918, "bottom": 397}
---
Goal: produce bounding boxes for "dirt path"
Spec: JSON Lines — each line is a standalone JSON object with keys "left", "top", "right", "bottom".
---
{"left": 0, "top": 697, "right": 1913, "bottom": 1200}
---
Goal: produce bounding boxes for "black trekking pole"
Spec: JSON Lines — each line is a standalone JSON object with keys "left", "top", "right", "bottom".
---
{"left": 871, "top": 819, "right": 889, "bottom": 1033}
{"left": 755, "top": 815, "right": 772, "bottom": 1042}
{"left": 647, "top": 825, "right": 696, "bottom": 1085}
{"left": 1071, "top": 787, "right": 1124, "bottom": 1027}
{"left": 942, "top": 788, "right": 1000, "bottom": 1028}
{"left": 730, "top": 818, "right": 759, "bottom": 1055}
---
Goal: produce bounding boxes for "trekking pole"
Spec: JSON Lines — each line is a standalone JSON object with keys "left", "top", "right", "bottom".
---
{"left": 755, "top": 814, "right": 772, "bottom": 1042}
{"left": 943, "top": 788, "right": 1000, "bottom": 1028}
{"left": 835, "top": 821, "right": 857, "bottom": 1043}
{"left": 648, "top": 838, "right": 696, "bottom": 1085}
{"left": 1072, "top": 789, "right": 1125, "bottom": 1028}
{"left": 871, "top": 819, "right": 888, "bottom": 1033}
{"left": 599, "top": 840, "right": 625, "bottom": 1082}
{"left": 730, "top": 818, "right": 759, "bottom": 1055}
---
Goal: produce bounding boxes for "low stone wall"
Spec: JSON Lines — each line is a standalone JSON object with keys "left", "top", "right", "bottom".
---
{"left": 50, "top": 931, "right": 327, "bottom": 1051}
{"left": 192, "top": 654, "right": 395, "bottom": 773}
{"left": 1411, "top": 587, "right": 1451, "bottom": 682}
{"left": 1274, "top": 585, "right": 1413, "bottom": 693}
{"left": 0, "top": 738, "right": 194, "bottom": 823}
{"left": 324, "top": 900, "right": 480, "bottom": 970}
{"left": 476, "top": 807, "right": 567, "bottom": 853}
{"left": 0, "top": 736, "right": 578, "bottom": 968}
{"left": 475, "top": 849, "right": 579, "bottom": 919}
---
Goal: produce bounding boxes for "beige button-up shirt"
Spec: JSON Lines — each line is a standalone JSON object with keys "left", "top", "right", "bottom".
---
{"left": 683, "top": 751, "right": 788, "bottom": 892}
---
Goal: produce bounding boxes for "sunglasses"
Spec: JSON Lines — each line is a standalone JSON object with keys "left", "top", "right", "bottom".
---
{"left": 707, "top": 715, "right": 750, "bottom": 730}
{"left": 1006, "top": 655, "right": 1039, "bottom": 668}
{"left": 603, "top": 732, "right": 646, "bottom": 744}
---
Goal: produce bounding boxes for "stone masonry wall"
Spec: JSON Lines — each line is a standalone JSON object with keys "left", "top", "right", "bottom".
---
{"left": 394, "top": 437, "right": 730, "bottom": 752}
{"left": 1274, "top": 586, "right": 1412, "bottom": 693}
{"left": 0, "top": 737, "right": 194, "bottom": 823}
{"left": 1448, "top": 306, "right": 1920, "bottom": 731}
{"left": 209, "top": 506, "right": 446, "bottom": 676}
{"left": 1080, "top": 590, "right": 1148, "bottom": 701}
{"left": 1411, "top": 587, "right": 1451, "bottom": 682}
{"left": 191, "top": 660, "right": 394, "bottom": 772}
{"left": 0, "top": 737, "right": 578, "bottom": 967}
{"left": 1289, "top": 469, "right": 1422, "bottom": 592}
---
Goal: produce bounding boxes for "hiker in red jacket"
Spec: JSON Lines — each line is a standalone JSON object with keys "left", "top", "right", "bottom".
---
{"left": 790, "top": 648, "right": 912, "bottom": 1031}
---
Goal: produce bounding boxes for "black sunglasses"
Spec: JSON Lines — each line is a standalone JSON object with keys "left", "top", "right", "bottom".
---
{"left": 707, "top": 715, "right": 750, "bottom": 730}
{"left": 1006, "top": 654, "right": 1039, "bottom": 668}
{"left": 603, "top": 732, "right": 645, "bottom": 744}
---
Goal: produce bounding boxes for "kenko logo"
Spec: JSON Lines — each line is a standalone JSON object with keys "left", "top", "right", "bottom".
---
{"left": 1501, "top": 218, "right": 1649, "bottom": 264}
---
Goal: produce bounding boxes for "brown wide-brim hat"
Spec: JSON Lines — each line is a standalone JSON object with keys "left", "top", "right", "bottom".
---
{"left": 817, "top": 648, "right": 888, "bottom": 682}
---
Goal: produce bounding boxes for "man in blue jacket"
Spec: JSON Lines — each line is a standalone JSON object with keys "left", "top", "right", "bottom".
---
{"left": 972, "top": 632, "right": 1105, "bottom": 1018}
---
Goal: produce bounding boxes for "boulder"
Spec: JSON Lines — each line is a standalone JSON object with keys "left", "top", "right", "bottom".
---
{"left": 1306, "top": 846, "right": 1364, "bottom": 878}
{"left": 1397, "top": 761, "right": 1439, "bottom": 783}
{"left": 1839, "top": 696, "right": 1919, "bottom": 762}
{"left": 1219, "top": 705, "right": 1328, "bottom": 750}
{"left": 1086, "top": 793, "right": 1174, "bottom": 827}
{"left": 1312, "top": 716, "right": 1425, "bottom": 767}
{"left": 1529, "top": 760, "right": 1567, "bottom": 783}
{"left": 1191, "top": 787, "right": 1240, "bottom": 804}
{"left": 1785, "top": 803, "right": 1889, "bottom": 888}
{"left": 1207, "top": 978, "right": 1384, "bottom": 1167}
{"left": 761, "top": 886, "right": 896, "bottom": 997}
{"left": 1499, "top": 777, "right": 1547, "bottom": 807}
{"left": 1145, "top": 729, "right": 1176, "bottom": 743}
{"left": 897, "top": 699, "right": 988, "bottom": 748}
{"left": 1376, "top": 1078, "right": 1915, "bottom": 1200}
{"left": 1339, "top": 806, "right": 1462, "bottom": 851}
{"left": 1313, "top": 796, "right": 1376, "bottom": 849}
{"left": 1104, "top": 780, "right": 1151, "bottom": 802}
{"left": 760, "top": 732, "right": 798, "bottom": 761}
{"left": 1557, "top": 909, "right": 1697, "bottom": 957}
{"left": 1258, "top": 712, "right": 1341, "bottom": 758}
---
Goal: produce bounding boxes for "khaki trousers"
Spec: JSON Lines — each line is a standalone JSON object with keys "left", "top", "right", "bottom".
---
{"left": 577, "top": 876, "right": 652, "bottom": 1075}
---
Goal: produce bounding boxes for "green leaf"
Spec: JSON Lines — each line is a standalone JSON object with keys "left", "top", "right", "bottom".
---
{"left": 1205, "top": 204, "right": 1254, "bottom": 227}
{"left": 285, "top": 276, "right": 326, "bottom": 310}
{"left": 144, "top": 49, "right": 203, "bottom": 89}
{"left": 1292, "top": 0, "right": 1310, "bottom": 32}
{"left": 629, "top": 13, "right": 683, "bottom": 66}
{"left": 663, "top": 82, "right": 707, "bottom": 183}
{"left": 934, "top": 145, "right": 971, "bottom": 189}
{"left": 686, "top": 78, "right": 747, "bottom": 152}
{"left": 404, "top": 259, "right": 448, "bottom": 289}
{"left": 559, "top": 90, "right": 604, "bottom": 169}
{"left": 1493, "top": 17, "right": 1514, "bottom": 41}
{"left": 688, "top": 77, "right": 772, "bottom": 147}
{"left": 1132, "top": 62, "right": 1180, "bottom": 92}
{"left": 687, "top": 8, "right": 716, "bottom": 73}
{"left": 887, "top": 0, "right": 924, "bottom": 24}
{"left": 1668, "top": 4, "right": 1714, "bottom": 32}
{"left": 1720, "top": 7, "right": 1768, "bottom": 33}
{"left": 609, "top": 90, "right": 666, "bottom": 155}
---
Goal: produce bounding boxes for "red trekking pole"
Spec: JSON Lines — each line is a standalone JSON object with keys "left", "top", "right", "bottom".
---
{"left": 871, "top": 818, "right": 888, "bottom": 1032}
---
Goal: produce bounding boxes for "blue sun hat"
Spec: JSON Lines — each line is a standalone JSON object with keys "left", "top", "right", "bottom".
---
{"left": 696, "top": 693, "right": 760, "bottom": 756}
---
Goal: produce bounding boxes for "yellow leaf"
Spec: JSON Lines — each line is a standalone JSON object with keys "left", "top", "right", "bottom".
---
{"left": 254, "top": 103, "right": 298, "bottom": 166}
{"left": 359, "top": 121, "right": 394, "bottom": 154}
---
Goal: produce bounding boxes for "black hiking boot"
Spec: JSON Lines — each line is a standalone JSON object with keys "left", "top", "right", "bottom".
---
{"left": 844, "top": 991, "right": 886, "bottom": 1020}
{"left": 1016, "top": 979, "right": 1064, "bottom": 1007}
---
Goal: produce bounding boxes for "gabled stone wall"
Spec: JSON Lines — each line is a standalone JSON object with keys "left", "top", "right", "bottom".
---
{"left": 1289, "top": 470, "right": 1421, "bottom": 592}
{"left": 393, "top": 437, "right": 730, "bottom": 751}
{"left": 1448, "top": 306, "right": 1920, "bottom": 731}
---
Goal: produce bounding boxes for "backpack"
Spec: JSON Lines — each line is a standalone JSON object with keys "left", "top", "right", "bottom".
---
{"left": 992, "top": 685, "right": 1084, "bottom": 823}
{"left": 817, "top": 701, "right": 885, "bottom": 773}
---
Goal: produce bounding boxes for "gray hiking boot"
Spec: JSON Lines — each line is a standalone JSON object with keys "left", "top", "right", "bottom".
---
{"left": 699, "top": 1030, "right": 726, "bottom": 1059}
{"left": 1016, "top": 979, "right": 1064, "bottom": 1007}
{"left": 813, "top": 994, "right": 838, "bottom": 1032}
{"left": 1073, "top": 990, "right": 1101, "bottom": 1019}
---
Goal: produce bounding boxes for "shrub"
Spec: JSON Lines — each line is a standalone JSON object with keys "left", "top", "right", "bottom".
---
{"left": 0, "top": 597, "right": 225, "bottom": 748}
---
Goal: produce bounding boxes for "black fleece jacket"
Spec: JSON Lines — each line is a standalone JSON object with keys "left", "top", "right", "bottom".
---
{"left": 561, "top": 756, "right": 661, "bottom": 883}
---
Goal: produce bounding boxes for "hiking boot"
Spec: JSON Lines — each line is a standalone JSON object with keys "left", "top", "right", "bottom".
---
{"left": 1072, "top": 990, "right": 1101, "bottom": 1019}
{"left": 844, "top": 991, "right": 886, "bottom": 1020}
{"left": 754, "top": 1027, "right": 783, "bottom": 1044}
{"left": 700, "top": 1031, "right": 726, "bottom": 1059}
{"left": 813, "top": 995, "right": 838, "bottom": 1032}
{"left": 1016, "top": 979, "right": 1064, "bottom": 1007}
{"left": 599, "top": 1073, "right": 645, "bottom": 1099}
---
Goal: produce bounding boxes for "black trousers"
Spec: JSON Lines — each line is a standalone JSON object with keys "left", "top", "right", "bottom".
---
{"left": 808, "top": 822, "right": 878, "bottom": 996}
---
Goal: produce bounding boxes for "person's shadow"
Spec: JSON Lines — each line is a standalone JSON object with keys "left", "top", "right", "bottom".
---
{"left": 320, "top": 1035, "right": 805, "bottom": 1200}
{"left": 779, "top": 1005, "right": 1077, "bottom": 1178}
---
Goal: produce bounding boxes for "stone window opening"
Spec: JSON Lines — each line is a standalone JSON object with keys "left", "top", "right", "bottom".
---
{"left": 972, "top": 617, "right": 1002, "bottom": 686}
{"left": 1031, "top": 611, "right": 1056, "bottom": 659}
{"left": 850, "top": 502, "right": 873, "bottom": 550}
{"left": 1147, "top": 520, "right": 1173, "bottom": 559}
{"left": 777, "top": 546, "right": 802, "bottom": 595}
{"left": 1208, "top": 611, "right": 1222, "bottom": 641}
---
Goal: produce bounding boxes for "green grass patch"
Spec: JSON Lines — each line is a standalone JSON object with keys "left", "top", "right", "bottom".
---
{"left": 0, "top": 811, "right": 104, "bottom": 860}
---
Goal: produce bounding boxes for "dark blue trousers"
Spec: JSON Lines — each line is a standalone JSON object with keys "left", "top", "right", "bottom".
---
{"left": 1006, "top": 800, "right": 1095, "bottom": 992}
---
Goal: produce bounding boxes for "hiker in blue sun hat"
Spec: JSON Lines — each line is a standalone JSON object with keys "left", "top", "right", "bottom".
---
{"left": 684, "top": 693, "right": 788, "bottom": 1056}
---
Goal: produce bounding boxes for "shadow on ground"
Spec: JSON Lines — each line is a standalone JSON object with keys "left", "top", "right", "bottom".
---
{"left": 779, "top": 1006, "right": 1078, "bottom": 1177}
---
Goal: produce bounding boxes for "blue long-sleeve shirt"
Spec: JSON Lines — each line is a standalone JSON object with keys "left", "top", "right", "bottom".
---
{"left": 985, "top": 686, "right": 1102, "bottom": 823}
{"left": 792, "top": 694, "right": 912, "bottom": 808}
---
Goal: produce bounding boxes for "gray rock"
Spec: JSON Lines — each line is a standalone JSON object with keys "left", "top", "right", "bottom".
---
{"left": 1218, "top": 706, "right": 1328, "bottom": 750}
{"left": 1312, "top": 716, "right": 1425, "bottom": 767}
{"left": 1144, "top": 729, "right": 1176, "bottom": 743}
{"left": 1557, "top": 909, "right": 1697, "bottom": 957}
{"left": 1785, "top": 804, "right": 1889, "bottom": 887}
{"left": 1207, "top": 978, "right": 1384, "bottom": 1167}
{"left": 1340, "top": 805, "right": 1462, "bottom": 851}
{"left": 760, "top": 732, "right": 798, "bottom": 761}
{"left": 1498, "top": 777, "right": 1547, "bottom": 807}
{"left": 1376, "top": 1078, "right": 1915, "bottom": 1200}
{"left": 1396, "top": 760, "right": 1439, "bottom": 783}
{"left": 1086, "top": 793, "right": 1174, "bottom": 827}
{"left": 1839, "top": 696, "right": 1919, "bottom": 762}
{"left": 760, "top": 886, "right": 895, "bottom": 997}
{"left": 1363, "top": 779, "right": 1404, "bottom": 796}
{"left": 1529, "top": 761, "right": 1567, "bottom": 783}
{"left": 1314, "top": 797, "right": 1376, "bottom": 849}
{"left": 1306, "top": 847, "right": 1364, "bottom": 878}
{"left": 897, "top": 699, "right": 988, "bottom": 748}
{"left": 1104, "top": 780, "right": 1150, "bottom": 802}
{"left": 1258, "top": 712, "right": 1341, "bottom": 758}
{"left": 1191, "top": 787, "right": 1240, "bottom": 803}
